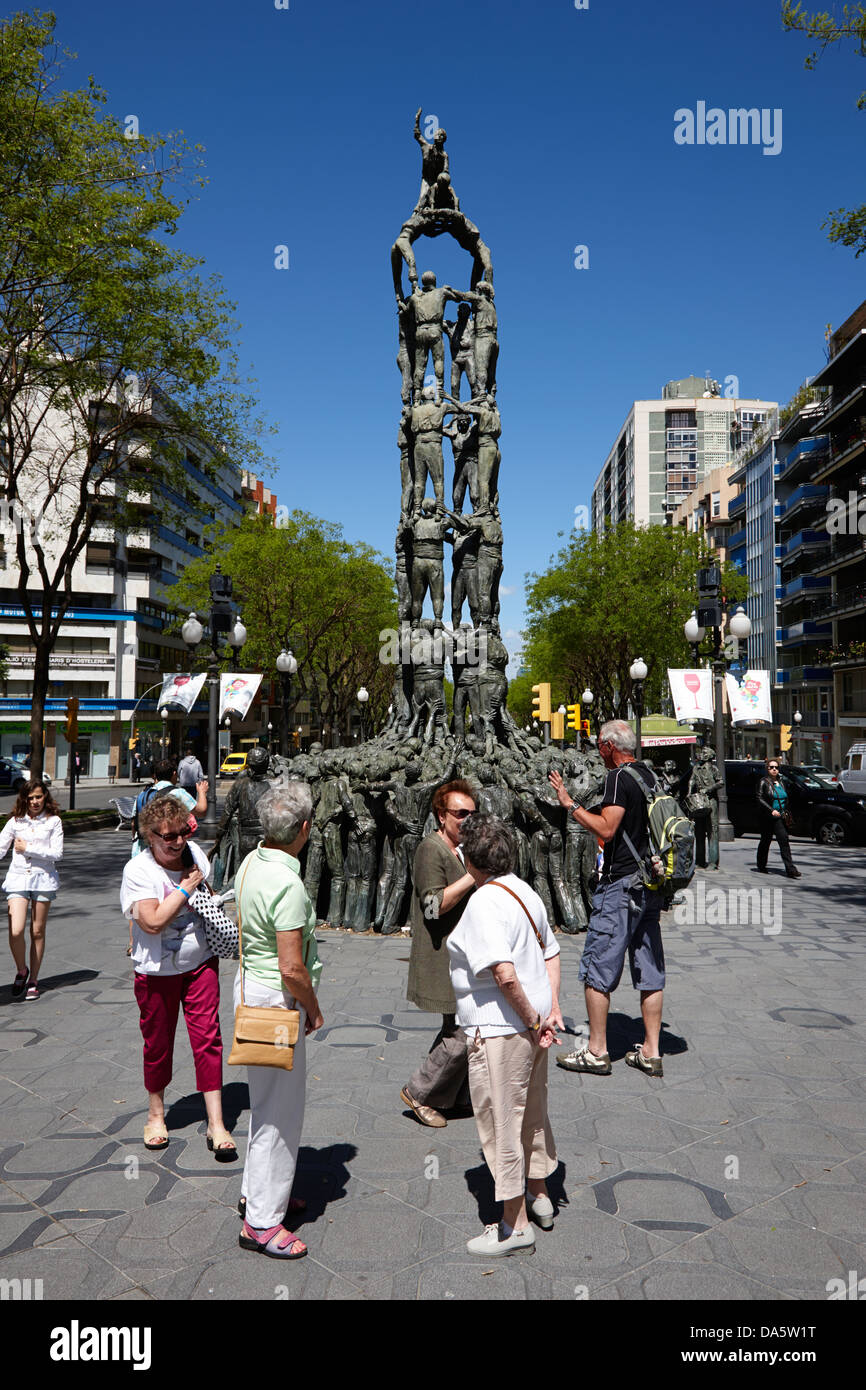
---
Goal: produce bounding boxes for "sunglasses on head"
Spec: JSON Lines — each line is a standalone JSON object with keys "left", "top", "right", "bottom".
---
{"left": 154, "top": 826, "right": 194, "bottom": 843}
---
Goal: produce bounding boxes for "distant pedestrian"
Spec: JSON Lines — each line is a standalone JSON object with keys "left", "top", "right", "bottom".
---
{"left": 401, "top": 779, "right": 477, "bottom": 1128}
{"left": 178, "top": 745, "right": 205, "bottom": 794}
{"left": 756, "top": 760, "right": 801, "bottom": 878}
{"left": 448, "top": 813, "right": 562, "bottom": 1258}
{"left": 131, "top": 759, "right": 207, "bottom": 858}
{"left": 1, "top": 782, "right": 63, "bottom": 1001}
{"left": 132, "top": 752, "right": 142, "bottom": 783}
{"left": 120, "top": 795, "right": 236, "bottom": 1159}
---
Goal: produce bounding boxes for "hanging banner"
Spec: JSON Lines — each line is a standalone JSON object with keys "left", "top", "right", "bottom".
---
{"left": 219, "top": 673, "right": 262, "bottom": 722}
{"left": 726, "top": 670, "right": 773, "bottom": 725}
{"left": 158, "top": 672, "right": 207, "bottom": 713}
{"left": 668, "top": 668, "right": 714, "bottom": 723}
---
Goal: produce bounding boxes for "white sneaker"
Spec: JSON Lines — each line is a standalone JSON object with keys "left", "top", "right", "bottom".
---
{"left": 525, "top": 1190, "right": 554, "bottom": 1230}
{"left": 466, "top": 1222, "right": 535, "bottom": 1257}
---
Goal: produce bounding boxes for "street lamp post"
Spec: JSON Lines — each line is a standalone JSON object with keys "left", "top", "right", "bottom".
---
{"left": 181, "top": 565, "right": 247, "bottom": 833}
{"left": 160, "top": 706, "right": 168, "bottom": 755}
{"left": 267, "top": 721, "right": 273, "bottom": 751}
{"left": 276, "top": 649, "right": 298, "bottom": 758}
{"left": 629, "top": 658, "right": 648, "bottom": 755}
{"left": 793, "top": 707, "right": 802, "bottom": 764}
{"left": 557, "top": 704, "right": 567, "bottom": 748}
{"left": 357, "top": 686, "right": 369, "bottom": 743}
{"left": 581, "top": 687, "right": 594, "bottom": 740}
{"left": 685, "top": 587, "right": 752, "bottom": 843}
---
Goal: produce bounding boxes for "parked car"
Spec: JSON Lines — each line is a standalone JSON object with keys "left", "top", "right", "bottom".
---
{"left": 838, "top": 742, "right": 866, "bottom": 798}
{"left": 725, "top": 760, "right": 866, "bottom": 846}
{"left": 0, "top": 758, "right": 52, "bottom": 793}
{"left": 797, "top": 763, "right": 837, "bottom": 782}
{"left": 219, "top": 751, "right": 248, "bottom": 778}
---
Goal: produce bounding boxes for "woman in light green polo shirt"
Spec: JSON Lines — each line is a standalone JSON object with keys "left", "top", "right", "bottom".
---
{"left": 234, "top": 782, "right": 323, "bottom": 1261}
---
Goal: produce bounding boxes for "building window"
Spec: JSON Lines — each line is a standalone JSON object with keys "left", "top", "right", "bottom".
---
{"left": 667, "top": 410, "right": 697, "bottom": 429}
{"left": 85, "top": 543, "right": 114, "bottom": 573}
{"left": 712, "top": 492, "right": 721, "bottom": 518}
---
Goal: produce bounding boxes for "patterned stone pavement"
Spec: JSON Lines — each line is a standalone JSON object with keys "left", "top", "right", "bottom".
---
{"left": 0, "top": 828, "right": 864, "bottom": 1302}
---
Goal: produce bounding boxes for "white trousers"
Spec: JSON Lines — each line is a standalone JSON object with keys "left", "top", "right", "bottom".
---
{"left": 233, "top": 970, "right": 307, "bottom": 1229}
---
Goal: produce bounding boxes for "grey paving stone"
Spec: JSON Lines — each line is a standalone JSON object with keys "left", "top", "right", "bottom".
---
{"left": 0, "top": 1233, "right": 138, "bottom": 1298}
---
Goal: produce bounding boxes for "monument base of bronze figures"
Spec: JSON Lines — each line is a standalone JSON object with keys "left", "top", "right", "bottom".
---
{"left": 218, "top": 112, "right": 602, "bottom": 931}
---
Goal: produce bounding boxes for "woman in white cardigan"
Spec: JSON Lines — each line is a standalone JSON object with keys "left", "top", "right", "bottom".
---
{"left": 0, "top": 781, "right": 64, "bottom": 1001}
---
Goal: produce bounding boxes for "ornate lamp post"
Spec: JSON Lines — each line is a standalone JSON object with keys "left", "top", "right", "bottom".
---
{"left": 267, "top": 721, "right": 273, "bottom": 751}
{"left": 276, "top": 649, "right": 298, "bottom": 757}
{"left": 557, "top": 704, "right": 567, "bottom": 748}
{"left": 357, "top": 686, "right": 369, "bottom": 743}
{"left": 581, "top": 687, "right": 594, "bottom": 740}
{"left": 684, "top": 588, "right": 752, "bottom": 842}
{"left": 629, "top": 658, "right": 648, "bottom": 755}
{"left": 160, "top": 705, "right": 168, "bottom": 755}
{"left": 793, "top": 707, "right": 802, "bottom": 764}
{"left": 181, "top": 565, "right": 247, "bottom": 833}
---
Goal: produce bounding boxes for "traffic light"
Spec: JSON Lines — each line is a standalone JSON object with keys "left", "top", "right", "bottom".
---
{"left": 550, "top": 710, "right": 565, "bottom": 741}
{"left": 566, "top": 703, "right": 581, "bottom": 731}
{"left": 697, "top": 564, "right": 722, "bottom": 629}
{"left": 531, "top": 682, "right": 551, "bottom": 723}
{"left": 581, "top": 719, "right": 591, "bottom": 736}
{"left": 779, "top": 724, "right": 792, "bottom": 752}
{"left": 63, "top": 696, "right": 79, "bottom": 744}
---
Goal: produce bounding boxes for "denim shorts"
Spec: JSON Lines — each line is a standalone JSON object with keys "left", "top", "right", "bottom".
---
{"left": 578, "top": 875, "right": 665, "bottom": 994}
{"left": 7, "top": 890, "right": 57, "bottom": 903}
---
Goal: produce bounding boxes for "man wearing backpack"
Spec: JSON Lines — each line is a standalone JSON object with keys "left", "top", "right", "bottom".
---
{"left": 548, "top": 720, "right": 669, "bottom": 1079}
{"left": 131, "top": 759, "right": 208, "bottom": 857}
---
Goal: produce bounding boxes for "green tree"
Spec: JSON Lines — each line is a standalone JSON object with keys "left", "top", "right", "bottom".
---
{"left": 169, "top": 511, "right": 397, "bottom": 741}
{"left": 782, "top": 1, "right": 866, "bottom": 254}
{"left": 521, "top": 523, "right": 748, "bottom": 723}
{"left": 0, "top": 11, "right": 269, "bottom": 777}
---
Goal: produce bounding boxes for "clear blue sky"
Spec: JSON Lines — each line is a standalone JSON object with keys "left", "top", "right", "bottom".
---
{"left": 44, "top": 0, "right": 866, "bottom": 660}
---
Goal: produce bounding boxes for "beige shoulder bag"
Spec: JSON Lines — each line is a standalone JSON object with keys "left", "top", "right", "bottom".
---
{"left": 227, "top": 860, "right": 300, "bottom": 1071}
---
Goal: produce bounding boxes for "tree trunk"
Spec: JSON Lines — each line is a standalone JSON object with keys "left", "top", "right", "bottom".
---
{"left": 29, "top": 643, "right": 51, "bottom": 782}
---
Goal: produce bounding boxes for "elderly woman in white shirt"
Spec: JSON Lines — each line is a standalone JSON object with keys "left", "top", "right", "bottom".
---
{"left": 1, "top": 781, "right": 64, "bottom": 1002}
{"left": 447, "top": 812, "right": 563, "bottom": 1258}
{"left": 120, "top": 794, "right": 235, "bottom": 1160}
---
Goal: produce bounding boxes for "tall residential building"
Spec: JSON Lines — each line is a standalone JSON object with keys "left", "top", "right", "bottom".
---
{"left": 0, "top": 401, "right": 245, "bottom": 778}
{"left": 591, "top": 375, "right": 776, "bottom": 531}
{"left": 671, "top": 464, "right": 741, "bottom": 568}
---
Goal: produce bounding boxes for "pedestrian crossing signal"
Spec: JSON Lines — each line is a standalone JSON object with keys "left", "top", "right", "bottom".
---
{"left": 581, "top": 719, "right": 591, "bottom": 736}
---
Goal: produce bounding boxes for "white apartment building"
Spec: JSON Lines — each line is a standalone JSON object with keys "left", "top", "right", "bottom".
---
{"left": 0, "top": 400, "right": 245, "bottom": 778}
{"left": 591, "top": 375, "right": 777, "bottom": 531}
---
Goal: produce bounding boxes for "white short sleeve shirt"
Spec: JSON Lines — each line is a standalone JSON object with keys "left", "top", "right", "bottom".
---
{"left": 447, "top": 873, "right": 559, "bottom": 1037}
{"left": 121, "top": 840, "right": 212, "bottom": 976}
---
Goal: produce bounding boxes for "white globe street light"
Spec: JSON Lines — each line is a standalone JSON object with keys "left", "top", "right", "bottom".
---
{"left": 683, "top": 611, "right": 705, "bottom": 646}
{"left": 581, "top": 688, "right": 593, "bottom": 706}
{"left": 728, "top": 605, "right": 752, "bottom": 641}
{"left": 276, "top": 649, "right": 298, "bottom": 676}
{"left": 629, "top": 658, "right": 648, "bottom": 684}
{"left": 357, "top": 686, "right": 369, "bottom": 743}
{"left": 181, "top": 612, "right": 204, "bottom": 649}
{"left": 229, "top": 616, "right": 247, "bottom": 649}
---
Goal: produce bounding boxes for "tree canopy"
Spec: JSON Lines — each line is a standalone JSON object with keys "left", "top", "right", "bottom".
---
{"left": 0, "top": 10, "right": 270, "bottom": 774}
{"left": 515, "top": 523, "right": 748, "bottom": 722}
{"left": 782, "top": 1, "right": 866, "bottom": 255}
{"left": 169, "top": 511, "right": 397, "bottom": 738}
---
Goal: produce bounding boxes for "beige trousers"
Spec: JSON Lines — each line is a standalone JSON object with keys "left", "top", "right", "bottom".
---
{"left": 467, "top": 1029, "right": 558, "bottom": 1202}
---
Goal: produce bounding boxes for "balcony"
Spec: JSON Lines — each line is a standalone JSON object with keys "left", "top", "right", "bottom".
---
{"left": 775, "top": 666, "right": 832, "bottom": 684}
{"left": 728, "top": 527, "right": 746, "bottom": 550}
{"left": 777, "top": 436, "right": 829, "bottom": 482}
{"left": 777, "top": 574, "right": 831, "bottom": 603}
{"left": 778, "top": 528, "right": 831, "bottom": 565}
{"left": 728, "top": 492, "right": 746, "bottom": 518}
{"left": 776, "top": 484, "right": 830, "bottom": 522}
{"left": 811, "top": 533, "right": 866, "bottom": 576}
{"left": 821, "top": 582, "right": 866, "bottom": 619}
{"left": 777, "top": 620, "right": 833, "bottom": 646}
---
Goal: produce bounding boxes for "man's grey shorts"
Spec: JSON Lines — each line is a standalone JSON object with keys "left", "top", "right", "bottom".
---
{"left": 578, "top": 876, "right": 665, "bottom": 994}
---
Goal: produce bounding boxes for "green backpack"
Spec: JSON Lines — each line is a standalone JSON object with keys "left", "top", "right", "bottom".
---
{"left": 621, "top": 764, "right": 696, "bottom": 893}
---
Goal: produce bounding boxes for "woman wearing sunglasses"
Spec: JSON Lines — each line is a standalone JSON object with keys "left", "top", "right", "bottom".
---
{"left": 120, "top": 795, "right": 236, "bottom": 1158}
{"left": 756, "top": 760, "right": 801, "bottom": 878}
{"left": 1, "top": 781, "right": 63, "bottom": 1001}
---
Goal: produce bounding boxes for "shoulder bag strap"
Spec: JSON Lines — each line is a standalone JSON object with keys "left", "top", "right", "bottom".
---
{"left": 235, "top": 859, "right": 254, "bottom": 1008}
{"left": 487, "top": 880, "right": 547, "bottom": 955}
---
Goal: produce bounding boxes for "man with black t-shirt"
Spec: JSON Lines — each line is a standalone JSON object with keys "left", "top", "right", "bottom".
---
{"left": 549, "top": 720, "right": 666, "bottom": 1078}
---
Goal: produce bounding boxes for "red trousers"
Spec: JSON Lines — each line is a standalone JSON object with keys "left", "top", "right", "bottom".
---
{"left": 134, "top": 957, "right": 223, "bottom": 1094}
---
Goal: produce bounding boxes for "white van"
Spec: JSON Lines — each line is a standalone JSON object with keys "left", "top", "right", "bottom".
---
{"left": 838, "top": 743, "right": 866, "bottom": 796}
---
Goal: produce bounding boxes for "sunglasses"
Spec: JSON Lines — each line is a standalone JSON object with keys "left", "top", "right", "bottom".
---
{"left": 446, "top": 807, "right": 474, "bottom": 820}
{"left": 154, "top": 827, "right": 194, "bottom": 843}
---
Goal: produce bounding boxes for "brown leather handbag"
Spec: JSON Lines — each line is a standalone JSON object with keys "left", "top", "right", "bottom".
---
{"left": 227, "top": 862, "right": 300, "bottom": 1071}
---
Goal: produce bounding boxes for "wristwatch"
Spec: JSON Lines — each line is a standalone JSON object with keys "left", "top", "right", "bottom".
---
{"left": 531, "top": 1014, "right": 542, "bottom": 1032}
{"left": 569, "top": 801, "right": 580, "bottom": 815}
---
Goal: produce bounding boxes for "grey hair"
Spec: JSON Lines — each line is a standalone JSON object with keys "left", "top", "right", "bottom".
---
{"left": 460, "top": 812, "right": 516, "bottom": 877}
{"left": 599, "top": 719, "right": 636, "bottom": 753}
{"left": 258, "top": 783, "right": 313, "bottom": 845}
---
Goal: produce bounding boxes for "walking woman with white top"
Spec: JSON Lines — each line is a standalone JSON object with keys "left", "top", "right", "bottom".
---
{"left": 1, "top": 781, "right": 64, "bottom": 1001}
{"left": 447, "top": 813, "right": 563, "bottom": 1258}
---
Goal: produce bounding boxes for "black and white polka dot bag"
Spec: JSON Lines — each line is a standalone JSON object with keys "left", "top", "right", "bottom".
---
{"left": 189, "top": 885, "right": 239, "bottom": 960}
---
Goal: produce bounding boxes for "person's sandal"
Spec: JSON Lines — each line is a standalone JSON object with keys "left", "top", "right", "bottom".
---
{"left": 24, "top": 982, "right": 40, "bottom": 1001}
{"left": 11, "top": 968, "right": 29, "bottom": 999}
{"left": 625, "top": 1044, "right": 663, "bottom": 1078}
{"left": 143, "top": 1121, "right": 169, "bottom": 1151}
{"left": 206, "top": 1127, "right": 238, "bottom": 1162}
{"left": 238, "top": 1221, "right": 307, "bottom": 1259}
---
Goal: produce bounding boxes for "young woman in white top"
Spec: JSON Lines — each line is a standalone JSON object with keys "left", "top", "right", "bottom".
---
{"left": 0, "top": 782, "right": 64, "bottom": 1001}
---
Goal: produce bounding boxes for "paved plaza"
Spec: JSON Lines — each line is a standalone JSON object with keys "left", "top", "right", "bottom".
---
{"left": 1, "top": 827, "right": 865, "bottom": 1302}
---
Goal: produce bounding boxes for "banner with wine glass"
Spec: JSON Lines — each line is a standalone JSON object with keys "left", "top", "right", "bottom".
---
{"left": 668, "top": 669, "right": 714, "bottom": 722}
{"left": 725, "top": 670, "right": 773, "bottom": 724}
